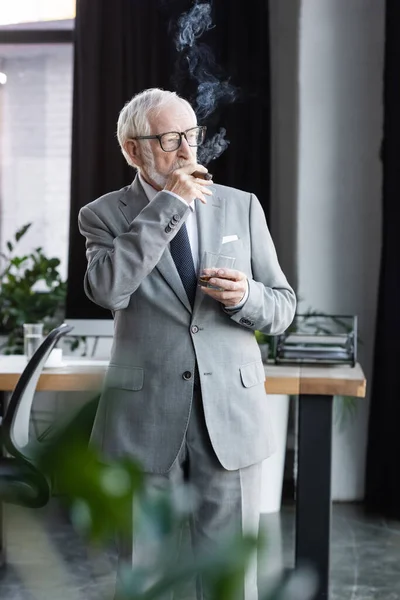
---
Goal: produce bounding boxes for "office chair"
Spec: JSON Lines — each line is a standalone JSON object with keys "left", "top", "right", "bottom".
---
{"left": 0, "top": 323, "right": 73, "bottom": 508}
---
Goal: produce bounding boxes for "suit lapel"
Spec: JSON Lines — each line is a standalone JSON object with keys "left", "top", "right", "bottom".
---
{"left": 118, "top": 176, "right": 192, "bottom": 314}
{"left": 193, "top": 190, "right": 225, "bottom": 315}
{"left": 118, "top": 177, "right": 147, "bottom": 224}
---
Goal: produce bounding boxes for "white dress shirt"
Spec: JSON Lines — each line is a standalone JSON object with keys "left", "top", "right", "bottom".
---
{"left": 138, "top": 173, "right": 248, "bottom": 309}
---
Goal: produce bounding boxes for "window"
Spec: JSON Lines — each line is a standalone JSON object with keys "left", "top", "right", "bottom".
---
{"left": 0, "top": 0, "right": 75, "bottom": 26}
{"left": 0, "top": 43, "right": 73, "bottom": 279}
{"left": 0, "top": 4, "right": 74, "bottom": 281}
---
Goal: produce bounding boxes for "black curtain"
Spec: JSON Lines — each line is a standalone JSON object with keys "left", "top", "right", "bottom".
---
{"left": 365, "top": 0, "right": 400, "bottom": 519}
{"left": 66, "top": 0, "right": 270, "bottom": 319}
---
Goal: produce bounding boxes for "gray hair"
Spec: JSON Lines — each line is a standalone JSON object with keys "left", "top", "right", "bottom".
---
{"left": 117, "top": 88, "right": 196, "bottom": 167}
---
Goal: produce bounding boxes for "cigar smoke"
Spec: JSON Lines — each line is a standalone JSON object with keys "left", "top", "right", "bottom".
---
{"left": 197, "top": 127, "right": 230, "bottom": 166}
{"left": 173, "top": 1, "right": 237, "bottom": 166}
{"left": 176, "top": 2, "right": 214, "bottom": 53}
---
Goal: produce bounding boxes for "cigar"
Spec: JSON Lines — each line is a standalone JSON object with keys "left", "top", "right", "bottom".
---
{"left": 192, "top": 170, "right": 213, "bottom": 180}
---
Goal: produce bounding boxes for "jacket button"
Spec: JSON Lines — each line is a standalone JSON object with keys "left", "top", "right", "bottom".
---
{"left": 165, "top": 225, "right": 172, "bottom": 233}
{"left": 191, "top": 325, "right": 199, "bottom": 334}
{"left": 172, "top": 214, "right": 181, "bottom": 223}
{"left": 182, "top": 371, "right": 192, "bottom": 380}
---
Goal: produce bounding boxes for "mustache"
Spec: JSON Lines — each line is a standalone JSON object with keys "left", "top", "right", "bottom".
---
{"left": 169, "top": 159, "right": 195, "bottom": 172}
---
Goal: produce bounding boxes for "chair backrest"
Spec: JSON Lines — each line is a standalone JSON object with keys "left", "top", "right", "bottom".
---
{"left": 2, "top": 323, "right": 73, "bottom": 460}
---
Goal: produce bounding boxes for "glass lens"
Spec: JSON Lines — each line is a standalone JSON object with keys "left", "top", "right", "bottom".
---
{"left": 160, "top": 132, "right": 181, "bottom": 151}
{"left": 186, "top": 127, "right": 205, "bottom": 146}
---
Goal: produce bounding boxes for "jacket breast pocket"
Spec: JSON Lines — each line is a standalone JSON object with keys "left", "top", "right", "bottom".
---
{"left": 105, "top": 365, "right": 144, "bottom": 391}
{"left": 240, "top": 360, "right": 265, "bottom": 388}
{"left": 221, "top": 239, "right": 243, "bottom": 255}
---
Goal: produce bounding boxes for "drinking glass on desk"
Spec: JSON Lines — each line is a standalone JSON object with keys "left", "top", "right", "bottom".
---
{"left": 23, "top": 323, "right": 43, "bottom": 359}
{"left": 198, "top": 252, "right": 236, "bottom": 291}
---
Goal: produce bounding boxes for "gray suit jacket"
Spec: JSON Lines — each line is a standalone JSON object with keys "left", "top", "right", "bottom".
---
{"left": 78, "top": 176, "right": 296, "bottom": 473}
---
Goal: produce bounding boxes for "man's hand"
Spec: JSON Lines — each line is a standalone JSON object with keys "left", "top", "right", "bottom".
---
{"left": 163, "top": 164, "right": 213, "bottom": 205}
{"left": 200, "top": 268, "right": 248, "bottom": 307}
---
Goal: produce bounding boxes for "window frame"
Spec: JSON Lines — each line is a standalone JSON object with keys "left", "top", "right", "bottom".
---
{"left": 0, "top": 29, "right": 73, "bottom": 44}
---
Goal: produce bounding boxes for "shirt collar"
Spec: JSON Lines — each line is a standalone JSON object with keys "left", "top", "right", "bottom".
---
{"left": 138, "top": 172, "right": 195, "bottom": 212}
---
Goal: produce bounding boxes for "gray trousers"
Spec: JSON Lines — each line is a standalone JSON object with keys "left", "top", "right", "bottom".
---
{"left": 116, "top": 391, "right": 261, "bottom": 600}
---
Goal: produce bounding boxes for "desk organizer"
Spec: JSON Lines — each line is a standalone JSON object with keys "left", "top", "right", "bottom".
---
{"left": 273, "top": 314, "right": 357, "bottom": 367}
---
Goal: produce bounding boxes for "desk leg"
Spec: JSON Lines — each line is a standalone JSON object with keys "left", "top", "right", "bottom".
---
{"left": 295, "top": 394, "right": 333, "bottom": 600}
{"left": 0, "top": 390, "right": 6, "bottom": 568}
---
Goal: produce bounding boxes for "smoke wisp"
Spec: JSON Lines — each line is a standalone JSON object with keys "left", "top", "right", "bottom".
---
{"left": 174, "top": 1, "right": 238, "bottom": 164}
{"left": 176, "top": 2, "right": 214, "bottom": 52}
{"left": 197, "top": 128, "right": 229, "bottom": 166}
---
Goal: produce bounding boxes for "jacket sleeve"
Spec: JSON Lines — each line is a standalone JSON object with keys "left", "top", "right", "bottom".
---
{"left": 225, "top": 193, "right": 297, "bottom": 335}
{"left": 78, "top": 192, "right": 190, "bottom": 311}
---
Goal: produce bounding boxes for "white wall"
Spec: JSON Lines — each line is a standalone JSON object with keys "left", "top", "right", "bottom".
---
{"left": 297, "top": 0, "right": 384, "bottom": 499}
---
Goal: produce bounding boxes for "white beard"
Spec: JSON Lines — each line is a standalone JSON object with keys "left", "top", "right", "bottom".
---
{"left": 146, "top": 162, "right": 168, "bottom": 188}
{"left": 142, "top": 148, "right": 197, "bottom": 190}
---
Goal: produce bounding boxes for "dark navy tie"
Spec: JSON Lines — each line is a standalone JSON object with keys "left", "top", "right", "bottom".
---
{"left": 170, "top": 223, "right": 197, "bottom": 307}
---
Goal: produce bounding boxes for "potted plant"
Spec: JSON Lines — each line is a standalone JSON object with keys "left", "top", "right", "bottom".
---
{"left": 0, "top": 223, "right": 67, "bottom": 354}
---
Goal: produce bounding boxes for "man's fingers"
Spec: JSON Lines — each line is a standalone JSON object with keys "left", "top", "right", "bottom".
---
{"left": 193, "top": 177, "right": 214, "bottom": 186}
{"left": 202, "top": 268, "right": 245, "bottom": 281}
{"left": 206, "top": 278, "right": 242, "bottom": 291}
{"left": 164, "top": 163, "right": 212, "bottom": 205}
{"left": 193, "top": 185, "right": 212, "bottom": 203}
{"left": 200, "top": 288, "right": 243, "bottom": 303}
{"left": 200, "top": 287, "right": 238, "bottom": 298}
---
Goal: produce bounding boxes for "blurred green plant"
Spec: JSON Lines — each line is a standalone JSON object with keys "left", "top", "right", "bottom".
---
{"left": 63, "top": 334, "right": 90, "bottom": 356}
{"left": 20, "top": 397, "right": 317, "bottom": 600}
{"left": 0, "top": 223, "right": 67, "bottom": 354}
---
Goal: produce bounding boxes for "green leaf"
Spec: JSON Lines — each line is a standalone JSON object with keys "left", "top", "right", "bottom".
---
{"left": 255, "top": 330, "right": 269, "bottom": 344}
{"left": 15, "top": 223, "right": 32, "bottom": 242}
{"left": 334, "top": 395, "right": 358, "bottom": 430}
{"left": 48, "top": 258, "right": 61, "bottom": 268}
{"left": 6, "top": 241, "right": 13, "bottom": 252}
{"left": 10, "top": 256, "right": 29, "bottom": 268}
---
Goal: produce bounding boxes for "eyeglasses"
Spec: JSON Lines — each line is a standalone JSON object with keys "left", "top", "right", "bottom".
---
{"left": 132, "top": 126, "right": 206, "bottom": 152}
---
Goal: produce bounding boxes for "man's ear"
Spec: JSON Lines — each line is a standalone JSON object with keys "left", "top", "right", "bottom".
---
{"left": 124, "top": 140, "right": 143, "bottom": 169}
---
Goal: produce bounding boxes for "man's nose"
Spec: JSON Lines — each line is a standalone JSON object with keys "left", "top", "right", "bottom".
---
{"left": 177, "top": 135, "right": 192, "bottom": 158}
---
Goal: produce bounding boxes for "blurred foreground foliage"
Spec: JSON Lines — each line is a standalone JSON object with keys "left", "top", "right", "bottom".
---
{"left": 6, "top": 397, "right": 316, "bottom": 600}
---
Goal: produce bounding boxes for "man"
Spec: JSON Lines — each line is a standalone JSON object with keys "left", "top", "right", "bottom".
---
{"left": 79, "top": 88, "right": 296, "bottom": 599}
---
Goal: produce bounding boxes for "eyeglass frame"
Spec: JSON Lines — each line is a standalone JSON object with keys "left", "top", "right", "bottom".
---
{"left": 131, "top": 126, "right": 207, "bottom": 152}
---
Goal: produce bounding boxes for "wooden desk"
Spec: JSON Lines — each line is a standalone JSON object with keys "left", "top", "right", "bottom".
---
{"left": 0, "top": 357, "right": 366, "bottom": 397}
{"left": 0, "top": 357, "right": 303, "bottom": 393}
{"left": 0, "top": 357, "right": 366, "bottom": 600}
